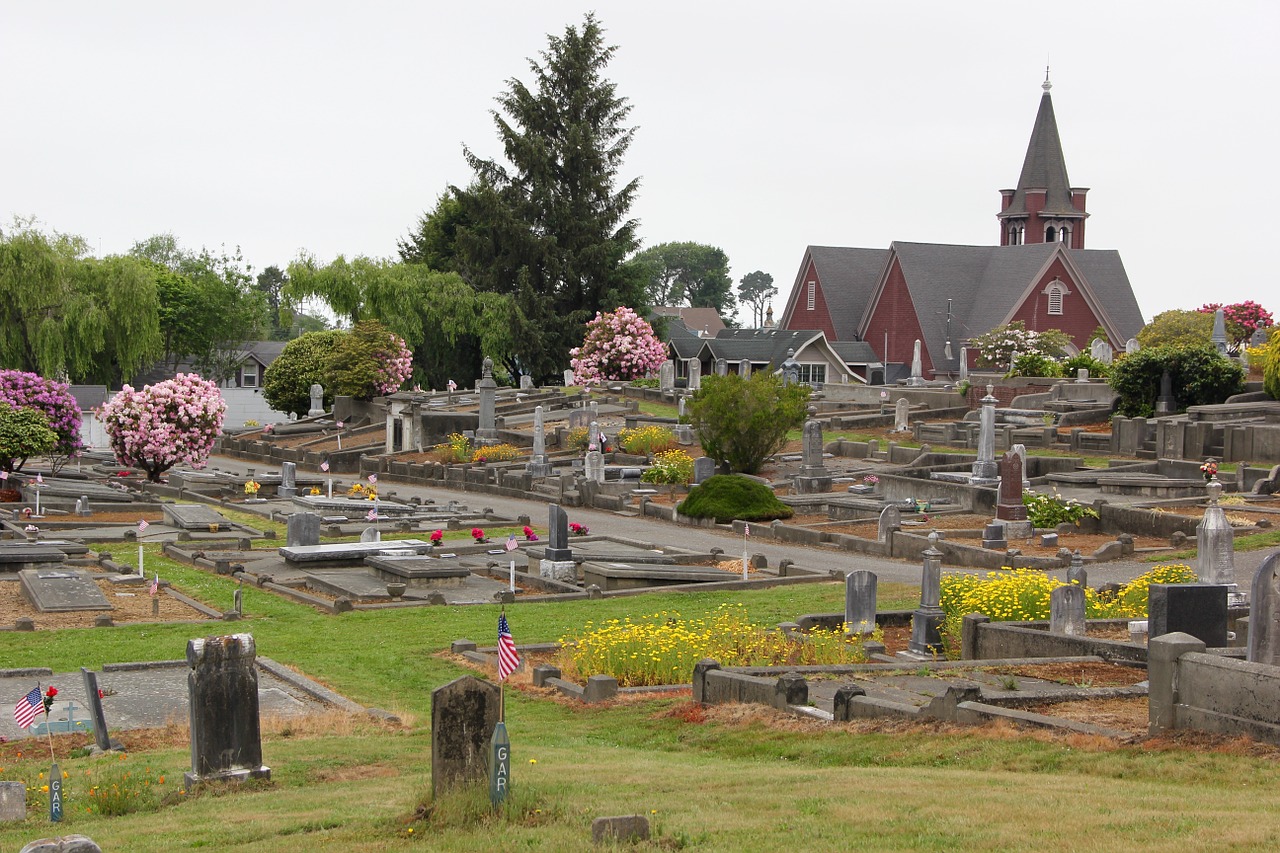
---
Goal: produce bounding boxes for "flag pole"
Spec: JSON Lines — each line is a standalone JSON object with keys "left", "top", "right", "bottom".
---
{"left": 41, "top": 684, "right": 55, "bottom": 763}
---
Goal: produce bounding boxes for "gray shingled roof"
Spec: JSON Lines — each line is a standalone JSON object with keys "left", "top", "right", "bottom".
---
{"left": 666, "top": 321, "right": 709, "bottom": 360}
{"left": 708, "top": 328, "right": 878, "bottom": 369}
{"left": 787, "top": 246, "right": 889, "bottom": 340}
{"left": 999, "top": 90, "right": 1083, "bottom": 219}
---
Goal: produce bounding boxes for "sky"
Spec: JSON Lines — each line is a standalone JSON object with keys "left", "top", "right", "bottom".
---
{"left": 3, "top": 2, "right": 1277, "bottom": 327}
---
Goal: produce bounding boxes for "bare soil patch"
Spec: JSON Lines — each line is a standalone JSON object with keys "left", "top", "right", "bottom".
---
{"left": 0, "top": 576, "right": 214, "bottom": 629}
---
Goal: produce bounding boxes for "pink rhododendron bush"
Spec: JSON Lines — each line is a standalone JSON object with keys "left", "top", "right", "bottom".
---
{"left": 0, "top": 370, "right": 83, "bottom": 471}
{"left": 569, "top": 306, "right": 666, "bottom": 385}
{"left": 98, "top": 373, "right": 227, "bottom": 482}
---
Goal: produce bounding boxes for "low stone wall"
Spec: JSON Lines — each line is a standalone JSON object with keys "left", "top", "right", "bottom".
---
{"left": 1098, "top": 503, "right": 1199, "bottom": 538}
{"left": 962, "top": 614, "right": 1149, "bottom": 664}
{"left": 1149, "top": 633, "right": 1280, "bottom": 744}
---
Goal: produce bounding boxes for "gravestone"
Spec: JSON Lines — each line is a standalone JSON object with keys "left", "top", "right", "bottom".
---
{"left": 794, "top": 416, "right": 831, "bottom": 493}
{"left": 1010, "top": 443, "right": 1029, "bottom": 488}
{"left": 1196, "top": 479, "right": 1236, "bottom": 589}
{"left": 1251, "top": 327, "right": 1271, "bottom": 347}
{"left": 162, "top": 503, "right": 232, "bottom": 531}
{"left": 1076, "top": 368, "right": 1090, "bottom": 383}
{"left": 780, "top": 349, "right": 800, "bottom": 386}
{"left": 287, "top": 512, "right": 321, "bottom": 548}
{"left": 527, "top": 405, "right": 552, "bottom": 477}
{"left": 563, "top": 369, "right": 575, "bottom": 386}
{"left": 0, "top": 781, "right": 24, "bottom": 821}
{"left": 19, "top": 569, "right": 112, "bottom": 612}
{"left": 715, "top": 357, "right": 728, "bottom": 376}
{"left": 588, "top": 419, "right": 601, "bottom": 450}
{"left": 1247, "top": 552, "right": 1280, "bottom": 665}
{"left": 80, "top": 668, "right": 118, "bottom": 752}
{"left": 877, "top": 504, "right": 901, "bottom": 542}
{"left": 1155, "top": 370, "right": 1177, "bottom": 414}
{"left": 75, "top": 496, "right": 90, "bottom": 516}
{"left": 894, "top": 398, "right": 909, "bottom": 432}
{"left": 360, "top": 527, "right": 381, "bottom": 543}
{"left": 693, "top": 456, "right": 716, "bottom": 485}
{"left": 1067, "top": 550, "right": 1087, "bottom": 588}
{"left": 995, "top": 450, "right": 1031, "bottom": 539}
{"left": 540, "top": 504, "right": 574, "bottom": 582}
{"left": 907, "top": 339, "right": 924, "bottom": 386}
{"left": 1049, "top": 584, "right": 1086, "bottom": 635}
{"left": 905, "top": 533, "right": 945, "bottom": 656}
{"left": 476, "top": 357, "right": 498, "bottom": 440}
{"left": 279, "top": 462, "right": 297, "bottom": 498}
{"left": 1149, "top": 584, "right": 1228, "bottom": 647}
{"left": 1125, "top": 337, "right": 1140, "bottom": 354}
{"left": 687, "top": 358, "right": 701, "bottom": 391}
{"left": 844, "top": 570, "right": 877, "bottom": 635}
{"left": 1211, "top": 308, "right": 1228, "bottom": 354}
{"left": 431, "top": 675, "right": 500, "bottom": 797}
{"left": 184, "top": 634, "right": 270, "bottom": 787}
{"left": 958, "top": 346, "right": 969, "bottom": 382}
{"left": 658, "top": 360, "right": 675, "bottom": 392}
{"left": 307, "top": 383, "right": 325, "bottom": 417}
{"left": 519, "top": 374, "right": 533, "bottom": 390}
{"left": 1090, "top": 339, "right": 1113, "bottom": 365}
{"left": 739, "top": 358, "right": 751, "bottom": 377}
{"left": 981, "top": 522, "right": 1007, "bottom": 551}
{"left": 969, "top": 385, "right": 999, "bottom": 484}
{"left": 583, "top": 450, "right": 605, "bottom": 483}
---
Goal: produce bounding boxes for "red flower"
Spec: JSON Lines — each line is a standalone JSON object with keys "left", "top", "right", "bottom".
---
{"left": 471, "top": 527, "right": 486, "bottom": 541}
{"left": 45, "top": 686, "right": 57, "bottom": 698}
{"left": 430, "top": 530, "right": 443, "bottom": 544}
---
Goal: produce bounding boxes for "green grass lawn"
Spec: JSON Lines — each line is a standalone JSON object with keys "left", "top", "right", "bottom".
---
{"left": 5, "top": 549, "right": 1280, "bottom": 850}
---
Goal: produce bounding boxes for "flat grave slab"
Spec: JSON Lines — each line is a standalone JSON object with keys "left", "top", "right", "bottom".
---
{"left": 0, "top": 545, "right": 68, "bottom": 570}
{"left": 303, "top": 568, "right": 512, "bottom": 603}
{"left": 162, "top": 503, "right": 236, "bottom": 530}
{"left": 19, "top": 568, "right": 113, "bottom": 612}
{"left": 279, "top": 539, "right": 433, "bottom": 566}
{"left": 290, "top": 495, "right": 416, "bottom": 515}
{"left": 580, "top": 561, "right": 736, "bottom": 591}
{"left": 363, "top": 555, "right": 471, "bottom": 584}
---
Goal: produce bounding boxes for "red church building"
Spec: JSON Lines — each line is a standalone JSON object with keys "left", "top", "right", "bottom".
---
{"left": 779, "top": 77, "right": 1144, "bottom": 383}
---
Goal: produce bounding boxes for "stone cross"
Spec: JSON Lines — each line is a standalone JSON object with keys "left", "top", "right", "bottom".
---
{"left": 844, "top": 570, "right": 878, "bottom": 635}
{"left": 970, "top": 385, "right": 999, "bottom": 484}
{"left": 907, "top": 532, "right": 945, "bottom": 656}
{"left": 279, "top": 461, "right": 297, "bottom": 498}
{"left": 308, "top": 383, "right": 324, "bottom": 417}
{"left": 659, "top": 360, "right": 675, "bottom": 392}
{"left": 957, "top": 346, "right": 968, "bottom": 382}
{"left": 1196, "top": 478, "right": 1236, "bottom": 587}
{"left": 1247, "top": 552, "right": 1280, "bottom": 665}
{"left": 894, "top": 398, "right": 909, "bottom": 432}
{"left": 431, "top": 675, "right": 500, "bottom": 797}
{"left": 184, "top": 634, "right": 270, "bottom": 787}
{"left": 877, "top": 504, "right": 901, "bottom": 542}
{"left": 1049, "top": 584, "right": 1086, "bottom": 635}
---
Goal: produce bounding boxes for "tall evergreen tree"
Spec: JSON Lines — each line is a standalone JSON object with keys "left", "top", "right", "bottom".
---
{"left": 436, "top": 13, "right": 646, "bottom": 382}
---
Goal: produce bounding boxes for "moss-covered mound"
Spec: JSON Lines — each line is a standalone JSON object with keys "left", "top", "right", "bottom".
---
{"left": 676, "top": 474, "right": 794, "bottom": 524}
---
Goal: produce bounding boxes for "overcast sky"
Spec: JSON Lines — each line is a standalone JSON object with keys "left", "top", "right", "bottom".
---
{"left": 4, "top": 2, "right": 1276, "bottom": 326}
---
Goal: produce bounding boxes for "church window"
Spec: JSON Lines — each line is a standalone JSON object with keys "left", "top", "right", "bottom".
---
{"left": 1045, "top": 225, "right": 1057, "bottom": 242}
{"left": 1059, "top": 225, "right": 1070, "bottom": 246}
{"left": 1047, "top": 283, "right": 1065, "bottom": 315}
{"left": 806, "top": 281, "right": 815, "bottom": 310}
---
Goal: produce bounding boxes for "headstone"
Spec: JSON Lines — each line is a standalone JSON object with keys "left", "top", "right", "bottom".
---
{"left": 543, "top": 504, "right": 572, "bottom": 565}
{"left": 360, "top": 527, "right": 381, "bottom": 543}
{"left": 592, "top": 816, "right": 651, "bottom": 845}
{"left": 287, "top": 512, "right": 321, "bottom": 548}
{"left": 801, "top": 418, "right": 824, "bottom": 472}
{"left": 958, "top": 346, "right": 969, "bottom": 382}
{"left": 19, "top": 570, "right": 112, "bottom": 612}
{"left": 1090, "top": 339, "right": 1113, "bottom": 365}
{"left": 1075, "top": 368, "right": 1090, "bottom": 383}
{"left": 75, "top": 496, "right": 90, "bottom": 517}
{"left": 1010, "top": 443, "right": 1029, "bottom": 488}
{"left": 279, "top": 462, "right": 297, "bottom": 498}
{"left": 588, "top": 419, "right": 601, "bottom": 450}
{"left": 677, "top": 397, "right": 687, "bottom": 419}
{"left": 715, "top": 357, "right": 728, "bottom": 376}
{"left": 780, "top": 349, "right": 800, "bottom": 386}
{"left": 1149, "top": 583, "right": 1228, "bottom": 647}
{"left": 908, "top": 339, "right": 924, "bottom": 386}
{"left": 519, "top": 374, "right": 533, "bottom": 390}
{"left": 995, "top": 451, "right": 1030, "bottom": 535}
{"left": 844, "top": 570, "right": 877, "bottom": 635}
{"left": 80, "top": 668, "right": 117, "bottom": 752}
{"left": 1049, "top": 584, "right": 1086, "bottom": 635}
{"left": 687, "top": 358, "right": 701, "bottom": 391}
{"left": 18, "top": 837, "right": 104, "bottom": 853}
{"left": 430, "top": 675, "right": 500, "bottom": 797}
{"left": 1125, "top": 337, "right": 1140, "bottom": 354}
{"left": 739, "top": 358, "right": 751, "bottom": 377}
{"left": 184, "top": 634, "right": 270, "bottom": 787}
{"left": 1251, "top": 326, "right": 1271, "bottom": 347}
{"left": 162, "top": 503, "right": 232, "bottom": 530}
{"left": 1155, "top": 369, "right": 1177, "bottom": 414}
{"left": 905, "top": 533, "right": 945, "bottom": 656}
{"left": 1196, "top": 479, "right": 1236, "bottom": 588}
{"left": 476, "top": 357, "right": 497, "bottom": 439}
{"left": 1211, "top": 308, "right": 1228, "bottom": 354}
{"left": 563, "top": 369, "right": 575, "bottom": 386}
{"left": 1247, "top": 552, "right": 1280, "bottom": 665}
{"left": 894, "top": 398, "right": 909, "bottom": 432}
{"left": 527, "top": 406, "right": 552, "bottom": 477}
{"left": 981, "top": 522, "right": 1007, "bottom": 551}
{"left": 969, "top": 385, "right": 999, "bottom": 484}
{"left": 583, "top": 450, "right": 605, "bottom": 483}
{"left": 877, "top": 504, "right": 901, "bottom": 542}
{"left": 659, "top": 360, "right": 675, "bottom": 392}
{"left": 1040, "top": 532, "right": 1059, "bottom": 548}
{"left": 307, "top": 383, "right": 324, "bottom": 417}
{"left": 693, "top": 456, "right": 716, "bottom": 485}
{"left": 0, "top": 781, "right": 25, "bottom": 821}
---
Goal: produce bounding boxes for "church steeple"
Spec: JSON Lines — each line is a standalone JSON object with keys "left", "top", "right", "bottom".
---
{"left": 998, "top": 70, "right": 1089, "bottom": 249}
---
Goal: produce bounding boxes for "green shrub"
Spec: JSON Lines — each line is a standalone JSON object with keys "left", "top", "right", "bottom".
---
{"left": 1007, "top": 353, "right": 1064, "bottom": 379}
{"left": 261, "top": 329, "right": 345, "bottom": 416}
{"left": 676, "top": 474, "right": 793, "bottom": 523}
{"left": 1061, "top": 352, "right": 1110, "bottom": 379}
{"left": 1022, "top": 490, "right": 1099, "bottom": 527}
{"left": 1109, "top": 342, "right": 1246, "bottom": 417}
{"left": 628, "top": 377, "right": 659, "bottom": 389}
{"left": 0, "top": 402, "right": 58, "bottom": 473}
{"left": 618, "top": 425, "right": 676, "bottom": 455}
{"left": 688, "top": 372, "right": 809, "bottom": 474}
{"left": 642, "top": 449, "right": 694, "bottom": 484}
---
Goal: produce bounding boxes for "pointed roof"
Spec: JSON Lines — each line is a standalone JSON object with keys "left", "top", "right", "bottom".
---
{"left": 999, "top": 79, "right": 1084, "bottom": 220}
{"left": 778, "top": 245, "right": 889, "bottom": 339}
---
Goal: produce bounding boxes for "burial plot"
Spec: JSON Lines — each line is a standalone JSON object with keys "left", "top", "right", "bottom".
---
{"left": 364, "top": 554, "right": 471, "bottom": 587}
{"left": 290, "top": 495, "right": 416, "bottom": 516}
{"left": 162, "top": 503, "right": 235, "bottom": 531}
{"left": 579, "top": 562, "right": 737, "bottom": 591}
{"left": 0, "top": 544, "right": 68, "bottom": 572}
{"left": 278, "top": 539, "right": 434, "bottom": 567}
{"left": 20, "top": 569, "right": 112, "bottom": 612}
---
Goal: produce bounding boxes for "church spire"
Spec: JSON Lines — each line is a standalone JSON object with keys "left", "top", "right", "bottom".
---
{"left": 997, "top": 74, "right": 1089, "bottom": 249}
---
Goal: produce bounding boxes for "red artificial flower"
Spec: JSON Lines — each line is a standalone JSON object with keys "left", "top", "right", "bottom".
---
{"left": 471, "top": 527, "right": 485, "bottom": 540}
{"left": 429, "top": 530, "right": 443, "bottom": 543}
{"left": 45, "top": 686, "right": 57, "bottom": 698}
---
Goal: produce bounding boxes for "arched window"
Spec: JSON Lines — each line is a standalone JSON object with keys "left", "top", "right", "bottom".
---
{"left": 1046, "top": 282, "right": 1066, "bottom": 315}
{"left": 1045, "top": 225, "right": 1057, "bottom": 242}
{"left": 1059, "top": 225, "right": 1070, "bottom": 247}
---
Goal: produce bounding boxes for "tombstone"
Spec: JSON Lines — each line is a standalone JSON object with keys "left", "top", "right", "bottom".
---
{"left": 75, "top": 496, "right": 91, "bottom": 517}
{"left": 563, "top": 369, "right": 575, "bottom": 386}
{"left": 307, "top": 383, "right": 325, "bottom": 417}
{"left": 278, "top": 461, "right": 297, "bottom": 498}
{"left": 1040, "top": 532, "right": 1059, "bottom": 548}
{"left": 540, "top": 504, "right": 574, "bottom": 582}
{"left": 1067, "top": 550, "right": 1087, "bottom": 589}
{"left": 1075, "top": 368, "right": 1090, "bottom": 383}
{"left": 1125, "top": 337, "right": 1140, "bottom": 354}
{"left": 184, "top": 634, "right": 270, "bottom": 787}
{"left": 1155, "top": 370, "right": 1177, "bottom": 414}
{"left": 0, "top": 781, "right": 23, "bottom": 821}
{"left": 969, "top": 386, "right": 999, "bottom": 484}
{"left": 845, "top": 570, "right": 878, "bottom": 635}
{"left": 430, "top": 675, "right": 500, "bottom": 797}
{"left": 519, "top": 374, "right": 534, "bottom": 390}
{"left": 1251, "top": 326, "right": 1271, "bottom": 347}
{"left": 476, "top": 357, "right": 497, "bottom": 440}
{"left": 588, "top": 419, "right": 601, "bottom": 450}
{"left": 905, "top": 533, "right": 946, "bottom": 656}
{"left": 800, "top": 417, "right": 824, "bottom": 472}
{"left": 877, "top": 504, "right": 901, "bottom": 542}
{"left": 894, "top": 398, "right": 910, "bottom": 432}
{"left": 360, "top": 527, "right": 381, "bottom": 543}
{"left": 1247, "top": 552, "right": 1280, "bottom": 665}
{"left": 1090, "top": 339, "right": 1113, "bottom": 365}
{"left": 693, "top": 456, "right": 716, "bottom": 485}
{"left": 780, "top": 349, "right": 800, "bottom": 386}
{"left": 1196, "top": 479, "right": 1236, "bottom": 588}
{"left": 1049, "top": 585, "right": 1086, "bottom": 635}
{"left": 714, "top": 357, "right": 728, "bottom": 377}
{"left": 80, "top": 668, "right": 119, "bottom": 753}
{"left": 738, "top": 358, "right": 751, "bottom": 377}
{"left": 19, "top": 570, "right": 112, "bottom": 612}
{"left": 1211, "top": 308, "right": 1228, "bottom": 354}
{"left": 981, "top": 522, "right": 1007, "bottom": 551}
{"left": 583, "top": 450, "right": 605, "bottom": 483}
{"left": 957, "top": 346, "right": 969, "bottom": 382}
{"left": 1149, "top": 584, "right": 1228, "bottom": 647}
{"left": 527, "top": 405, "right": 553, "bottom": 477}
{"left": 907, "top": 339, "right": 924, "bottom": 386}
{"left": 678, "top": 396, "right": 687, "bottom": 419}
{"left": 687, "top": 358, "right": 701, "bottom": 391}
{"left": 658, "top": 360, "right": 676, "bottom": 392}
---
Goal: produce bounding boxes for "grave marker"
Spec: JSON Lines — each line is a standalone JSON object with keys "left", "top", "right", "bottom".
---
{"left": 894, "top": 398, "right": 909, "bottom": 432}
{"left": 1149, "top": 584, "right": 1228, "bottom": 647}
{"left": 431, "top": 675, "right": 500, "bottom": 797}
{"left": 659, "top": 360, "right": 675, "bottom": 392}
{"left": 969, "top": 385, "right": 999, "bottom": 484}
{"left": 877, "top": 504, "right": 901, "bottom": 542}
{"left": 184, "top": 634, "right": 271, "bottom": 787}
{"left": 958, "top": 346, "right": 969, "bottom": 382}
{"left": 908, "top": 339, "right": 924, "bottom": 386}
{"left": 693, "top": 456, "right": 716, "bottom": 485}
{"left": 905, "top": 533, "right": 945, "bottom": 656}
{"left": 279, "top": 462, "right": 297, "bottom": 498}
{"left": 844, "top": 570, "right": 877, "bottom": 635}
{"left": 1049, "top": 585, "right": 1086, "bottom": 635}
{"left": 1247, "top": 552, "right": 1280, "bottom": 665}
{"left": 1196, "top": 479, "right": 1236, "bottom": 590}
{"left": 286, "top": 512, "right": 321, "bottom": 548}
{"left": 307, "top": 383, "right": 325, "bottom": 417}
{"left": 1090, "top": 339, "right": 1114, "bottom": 364}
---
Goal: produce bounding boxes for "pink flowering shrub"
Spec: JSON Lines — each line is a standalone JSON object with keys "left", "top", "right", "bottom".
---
{"left": 98, "top": 373, "right": 227, "bottom": 482}
{"left": 325, "top": 321, "right": 414, "bottom": 400}
{"left": 569, "top": 306, "right": 667, "bottom": 386}
{"left": 1198, "top": 301, "right": 1275, "bottom": 348}
{"left": 377, "top": 333, "right": 414, "bottom": 396}
{"left": 0, "top": 370, "right": 83, "bottom": 470}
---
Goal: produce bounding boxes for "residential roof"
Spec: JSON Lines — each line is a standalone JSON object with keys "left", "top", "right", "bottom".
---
{"left": 999, "top": 87, "right": 1084, "bottom": 220}
{"left": 709, "top": 328, "right": 878, "bottom": 369}
{"left": 651, "top": 306, "right": 726, "bottom": 337}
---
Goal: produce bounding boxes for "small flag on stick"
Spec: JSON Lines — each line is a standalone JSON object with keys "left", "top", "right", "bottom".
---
{"left": 138, "top": 519, "right": 150, "bottom": 533}
{"left": 320, "top": 460, "right": 329, "bottom": 472}
{"left": 744, "top": 523, "right": 750, "bottom": 538}
{"left": 506, "top": 533, "right": 518, "bottom": 552}
{"left": 497, "top": 612, "right": 521, "bottom": 681}
{"left": 367, "top": 474, "right": 377, "bottom": 485}
{"left": 13, "top": 685, "right": 43, "bottom": 729}
{"left": 150, "top": 573, "right": 159, "bottom": 597}
{"left": 366, "top": 508, "right": 377, "bottom": 522}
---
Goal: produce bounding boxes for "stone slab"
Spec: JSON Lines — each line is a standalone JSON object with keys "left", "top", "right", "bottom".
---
{"left": 19, "top": 569, "right": 113, "bottom": 612}
{"left": 0, "top": 545, "right": 68, "bottom": 570}
{"left": 278, "top": 540, "right": 433, "bottom": 565}
{"left": 364, "top": 555, "right": 472, "bottom": 583}
{"left": 162, "top": 503, "right": 235, "bottom": 530}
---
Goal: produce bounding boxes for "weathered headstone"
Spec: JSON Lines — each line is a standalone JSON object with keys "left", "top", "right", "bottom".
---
{"left": 80, "top": 668, "right": 118, "bottom": 752}
{"left": 1076, "top": 368, "right": 1090, "bottom": 383}
{"left": 583, "top": 450, "right": 605, "bottom": 483}
{"left": 519, "top": 374, "right": 534, "bottom": 390}
{"left": 540, "top": 504, "right": 574, "bottom": 582}
{"left": 279, "top": 462, "right": 297, "bottom": 498}
{"left": 658, "top": 360, "right": 675, "bottom": 392}
{"left": 1090, "top": 339, "right": 1114, "bottom": 365}
{"left": 1155, "top": 370, "right": 1177, "bottom": 414}
{"left": 693, "top": 456, "right": 716, "bottom": 485}
{"left": 527, "top": 406, "right": 552, "bottom": 477}
{"left": 1196, "top": 479, "right": 1236, "bottom": 588}
{"left": 894, "top": 398, "right": 909, "bottom": 432}
{"left": 738, "top": 358, "right": 751, "bottom": 377}
{"left": 430, "top": 675, "right": 500, "bottom": 798}
{"left": 360, "top": 527, "right": 381, "bottom": 543}
{"left": 307, "top": 383, "right": 324, "bottom": 417}
{"left": 1049, "top": 584, "right": 1086, "bottom": 635}
{"left": 715, "top": 357, "right": 728, "bottom": 376}
{"left": 981, "top": 522, "right": 1007, "bottom": 551}
{"left": 877, "top": 504, "right": 901, "bottom": 542}
{"left": 905, "top": 532, "right": 945, "bottom": 656}
{"left": 0, "top": 781, "right": 24, "bottom": 821}
{"left": 476, "top": 357, "right": 497, "bottom": 440}
{"left": 780, "top": 349, "right": 800, "bottom": 386}
{"left": 1247, "top": 552, "right": 1280, "bottom": 665}
{"left": 287, "top": 512, "right": 321, "bottom": 548}
{"left": 1211, "top": 308, "right": 1228, "bottom": 354}
{"left": 687, "top": 358, "right": 701, "bottom": 391}
{"left": 970, "top": 385, "right": 999, "bottom": 484}
{"left": 563, "top": 369, "right": 575, "bottom": 387}
{"left": 1149, "top": 584, "right": 1228, "bottom": 647}
{"left": 184, "top": 634, "right": 270, "bottom": 787}
{"left": 957, "top": 346, "right": 969, "bottom": 382}
{"left": 908, "top": 339, "right": 924, "bottom": 386}
{"left": 1010, "top": 443, "right": 1029, "bottom": 488}
{"left": 845, "top": 570, "right": 877, "bottom": 635}
{"left": 75, "top": 496, "right": 90, "bottom": 517}
{"left": 995, "top": 450, "right": 1031, "bottom": 538}
{"left": 1125, "top": 337, "right": 1140, "bottom": 354}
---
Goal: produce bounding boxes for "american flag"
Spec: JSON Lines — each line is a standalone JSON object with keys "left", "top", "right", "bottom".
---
{"left": 744, "top": 523, "right": 750, "bottom": 538}
{"left": 150, "top": 574, "right": 159, "bottom": 596}
{"left": 367, "top": 474, "right": 377, "bottom": 485}
{"left": 35, "top": 473, "right": 43, "bottom": 485}
{"left": 320, "top": 460, "right": 330, "bottom": 472}
{"left": 0, "top": 471, "right": 7, "bottom": 480}
{"left": 13, "top": 685, "right": 43, "bottom": 729}
{"left": 138, "top": 519, "right": 149, "bottom": 533}
{"left": 506, "top": 533, "right": 518, "bottom": 551}
{"left": 447, "top": 379, "right": 457, "bottom": 392}
{"left": 366, "top": 508, "right": 377, "bottom": 522}
{"left": 497, "top": 612, "right": 521, "bottom": 680}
